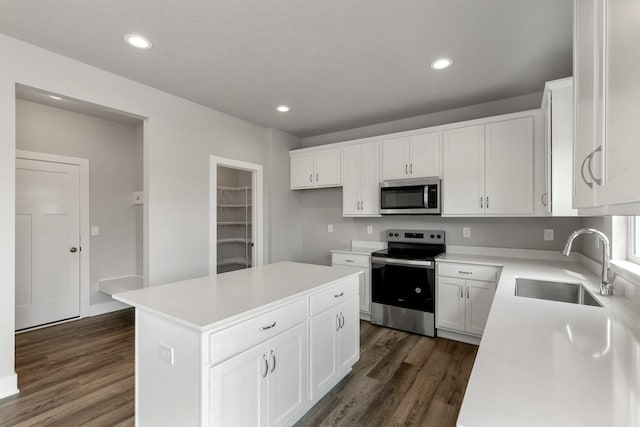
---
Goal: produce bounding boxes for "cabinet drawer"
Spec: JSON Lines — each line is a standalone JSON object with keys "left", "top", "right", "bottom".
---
{"left": 438, "top": 263, "right": 499, "bottom": 282}
{"left": 209, "top": 298, "right": 306, "bottom": 365}
{"left": 310, "top": 277, "right": 359, "bottom": 317}
{"left": 331, "top": 252, "right": 370, "bottom": 268}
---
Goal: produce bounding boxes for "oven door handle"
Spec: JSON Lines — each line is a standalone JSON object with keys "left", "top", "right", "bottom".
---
{"left": 371, "top": 256, "right": 433, "bottom": 269}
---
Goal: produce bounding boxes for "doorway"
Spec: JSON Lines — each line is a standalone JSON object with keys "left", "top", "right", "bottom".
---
{"left": 210, "top": 156, "right": 263, "bottom": 274}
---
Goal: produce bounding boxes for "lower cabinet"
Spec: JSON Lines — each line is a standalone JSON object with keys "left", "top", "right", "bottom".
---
{"left": 210, "top": 322, "right": 308, "bottom": 427}
{"left": 331, "top": 251, "right": 372, "bottom": 318}
{"left": 309, "top": 297, "right": 359, "bottom": 401}
{"left": 436, "top": 262, "right": 499, "bottom": 343}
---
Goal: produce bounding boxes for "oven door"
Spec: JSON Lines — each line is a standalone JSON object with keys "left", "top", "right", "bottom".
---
{"left": 371, "top": 257, "right": 435, "bottom": 313}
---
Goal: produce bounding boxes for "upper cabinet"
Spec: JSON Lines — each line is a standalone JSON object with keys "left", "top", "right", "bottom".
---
{"left": 290, "top": 147, "right": 341, "bottom": 190}
{"left": 382, "top": 132, "right": 441, "bottom": 180}
{"left": 541, "top": 77, "right": 579, "bottom": 217}
{"left": 442, "top": 116, "right": 534, "bottom": 216}
{"left": 573, "top": 0, "right": 640, "bottom": 212}
{"left": 342, "top": 141, "right": 380, "bottom": 216}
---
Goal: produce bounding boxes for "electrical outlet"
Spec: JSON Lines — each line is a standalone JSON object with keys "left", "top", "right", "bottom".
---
{"left": 90, "top": 226, "right": 100, "bottom": 236}
{"left": 158, "top": 343, "right": 174, "bottom": 366}
{"left": 544, "top": 229, "right": 554, "bottom": 241}
{"left": 463, "top": 227, "right": 471, "bottom": 238}
{"left": 328, "top": 224, "right": 333, "bottom": 233}
{"left": 367, "top": 225, "right": 373, "bottom": 235}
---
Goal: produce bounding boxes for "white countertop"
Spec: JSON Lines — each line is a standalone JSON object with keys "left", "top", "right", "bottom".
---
{"left": 443, "top": 253, "right": 640, "bottom": 426}
{"left": 113, "top": 261, "right": 360, "bottom": 332}
{"left": 330, "top": 240, "right": 386, "bottom": 256}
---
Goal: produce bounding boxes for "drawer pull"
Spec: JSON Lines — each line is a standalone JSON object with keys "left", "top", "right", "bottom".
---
{"left": 270, "top": 350, "right": 276, "bottom": 373}
{"left": 345, "top": 259, "right": 355, "bottom": 263}
{"left": 458, "top": 271, "right": 472, "bottom": 275}
{"left": 259, "top": 321, "right": 276, "bottom": 331}
{"left": 334, "top": 291, "right": 344, "bottom": 298}
{"left": 262, "top": 354, "right": 268, "bottom": 377}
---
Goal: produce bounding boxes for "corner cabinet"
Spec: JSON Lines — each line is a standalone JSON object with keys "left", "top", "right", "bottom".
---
{"left": 436, "top": 262, "right": 500, "bottom": 344}
{"left": 382, "top": 131, "right": 441, "bottom": 180}
{"left": 342, "top": 141, "right": 380, "bottom": 216}
{"left": 290, "top": 147, "right": 341, "bottom": 189}
{"left": 442, "top": 116, "right": 534, "bottom": 216}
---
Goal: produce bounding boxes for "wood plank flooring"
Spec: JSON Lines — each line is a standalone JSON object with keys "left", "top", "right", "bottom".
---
{"left": 1, "top": 310, "right": 476, "bottom": 426}
{"left": 0, "top": 309, "right": 135, "bottom": 427}
{"left": 296, "top": 321, "right": 478, "bottom": 427}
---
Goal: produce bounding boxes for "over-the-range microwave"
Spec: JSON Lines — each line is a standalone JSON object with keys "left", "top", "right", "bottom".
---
{"left": 380, "top": 177, "right": 441, "bottom": 215}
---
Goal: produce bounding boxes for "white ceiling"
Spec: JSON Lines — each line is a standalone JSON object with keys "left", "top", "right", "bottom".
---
{"left": 0, "top": 0, "right": 573, "bottom": 137}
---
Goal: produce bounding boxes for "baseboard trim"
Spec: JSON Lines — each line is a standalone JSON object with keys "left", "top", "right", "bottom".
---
{"left": 89, "top": 300, "right": 130, "bottom": 317}
{"left": 437, "top": 329, "right": 481, "bottom": 346}
{"left": 0, "top": 373, "right": 19, "bottom": 400}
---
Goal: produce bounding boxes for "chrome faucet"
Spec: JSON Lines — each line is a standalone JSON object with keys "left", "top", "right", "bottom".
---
{"left": 561, "top": 228, "right": 616, "bottom": 296}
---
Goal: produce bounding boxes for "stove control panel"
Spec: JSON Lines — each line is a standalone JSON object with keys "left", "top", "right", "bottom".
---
{"left": 386, "top": 229, "right": 445, "bottom": 244}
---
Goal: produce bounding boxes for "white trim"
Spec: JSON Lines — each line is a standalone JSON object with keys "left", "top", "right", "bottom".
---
{"left": 445, "top": 245, "right": 579, "bottom": 262}
{"left": 209, "top": 156, "right": 264, "bottom": 275}
{"left": 89, "top": 300, "right": 130, "bottom": 317}
{"left": 0, "top": 373, "right": 19, "bottom": 400}
{"left": 628, "top": 216, "right": 640, "bottom": 264}
{"left": 15, "top": 150, "right": 91, "bottom": 319}
{"left": 436, "top": 329, "right": 481, "bottom": 346}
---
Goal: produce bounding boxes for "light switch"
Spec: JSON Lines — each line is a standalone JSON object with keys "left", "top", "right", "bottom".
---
{"left": 367, "top": 225, "right": 373, "bottom": 235}
{"left": 544, "top": 229, "right": 554, "bottom": 241}
{"left": 158, "top": 343, "right": 174, "bottom": 366}
{"left": 91, "top": 226, "right": 100, "bottom": 236}
{"left": 328, "top": 224, "right": 333, "bottom": 233}
{"left": 463, "top": 227, "right": 471, "bottom": 238}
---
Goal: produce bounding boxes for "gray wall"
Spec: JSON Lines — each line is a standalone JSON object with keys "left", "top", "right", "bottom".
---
{"left": 300, "top": 188, "right": 583, "bottom": 265}
{"left": 16, "top": 99, "right": 142, "bottom": 306}
{"left": 302, "top": 92, "right": 543, "bottom": 147}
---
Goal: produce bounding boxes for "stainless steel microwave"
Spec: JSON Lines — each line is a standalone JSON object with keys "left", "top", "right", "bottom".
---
{"left": 380, "top": 178, "right": 441, "bottom": 215}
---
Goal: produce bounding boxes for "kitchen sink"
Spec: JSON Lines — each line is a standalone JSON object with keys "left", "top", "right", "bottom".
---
{"left": 515, "top": 278, "right": 603, "bottom": 307}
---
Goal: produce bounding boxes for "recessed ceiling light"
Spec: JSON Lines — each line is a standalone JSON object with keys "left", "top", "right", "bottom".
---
{"left": 276, "top": 105, "right": 290, "bottom": 113}
{"left": 124, "top": 34, "right": 152, "bottom": 49}
{"left": 48, "top": 95, "right": 62, "bottom": 100}
{"left": 431, "top": 58, "right": 453, "bottom": 70}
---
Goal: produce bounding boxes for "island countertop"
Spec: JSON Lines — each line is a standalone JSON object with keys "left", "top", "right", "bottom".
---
{"left": 113, "top": 261, "right": 360, "bottom": 332}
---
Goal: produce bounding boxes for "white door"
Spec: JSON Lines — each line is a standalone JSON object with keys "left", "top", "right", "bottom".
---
{"left": 268, "top": 323, "right": 308, "bottom": 427}
{"left": 382, "top": 137, "right": 409, "bottom": 180}
{"left": 309, "top": 307, "right": 339, "bottom": 401}
{"left": 409, "top": 132, "right": 441, "bottom": 178}
{"left": 465, "top": 280, "right": 495, "bottom": 335}
{"left": 442, "top": 125, "right": 485, "bottom": 215}
{"left": 484, "top": 117, "right": 534, "bottom": 215}
{"left": 338, "top": 298, "right": 360, "bottom": 372}
{"left": 359, "top": 142, "right": 380, "bottom": 215}
{"left": 436, "top": 277, "right": 465, "bottom": 332}
{"left": 290, "top": 152, "right": 314, "bottom": 189}
{"left": 15, "top": 158, "right": 80, "bottom": 330}
{"left": 342, "top": 145, "right": 362, "bottom": 215}
{"left": 313, "top": 148, "right": 341, "bottom": 187}
{"left": 210, "top": 343, "right": 268, "bottom": 427}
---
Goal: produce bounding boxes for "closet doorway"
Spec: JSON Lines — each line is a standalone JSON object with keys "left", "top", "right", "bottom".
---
{"left": 210, "top": 157, "right": 263, "bottom": 275}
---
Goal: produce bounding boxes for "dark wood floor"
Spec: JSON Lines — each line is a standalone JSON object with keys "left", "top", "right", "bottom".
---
{"left": 0, "top": 309, "right": 135, "bottom": 427}
{"left": 296, "top": 321, "right": 478, "bottom": 427}
{"left": 1, "top": 310, "right": 476, "bottom": 426}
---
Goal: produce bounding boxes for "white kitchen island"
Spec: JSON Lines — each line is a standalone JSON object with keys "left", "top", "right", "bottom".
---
{"left": 114, "top": 261, "right": 361, "bottom": 427}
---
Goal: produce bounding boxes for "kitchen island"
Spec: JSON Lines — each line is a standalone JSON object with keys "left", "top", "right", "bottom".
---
{"left": 114, "top": 261, "right": 361, "bottom": 426}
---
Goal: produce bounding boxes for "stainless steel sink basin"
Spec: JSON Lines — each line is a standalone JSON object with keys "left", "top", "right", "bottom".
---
{"left": 515, "top": 278, "right": 603, "bottom": 307}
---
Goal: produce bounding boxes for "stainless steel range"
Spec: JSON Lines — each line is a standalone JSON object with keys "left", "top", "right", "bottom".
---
{"left": 370, "top": 229, "right": 445, "bottom": 337}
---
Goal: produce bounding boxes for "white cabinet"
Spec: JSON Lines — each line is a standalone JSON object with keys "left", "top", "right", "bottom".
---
{"left": 436, "top": 262, "right": 499, "bottom": 343}
{"left": 342, "top": 141, "right": 380, "bottom": 216}
{"left": 442, "top": 117, "right": 534, "bottom": 216}
{"left": 331, "top": 252, "right": 372, "bottom": 318}
{"left": 541, "top": 78, "right": 578, "bottom": 216}
{"left": 382, "top": 132, "right": 441, "bottom": 180}
{"left": 290, "top": 147, "right": 341, "bottom": 189}
{"left": 210, "top": 322, "right": 308, "bottom": 427}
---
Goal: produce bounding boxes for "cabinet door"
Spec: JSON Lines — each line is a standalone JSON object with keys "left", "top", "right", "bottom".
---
{"left": 210, "top": 343, "right": 268, "bottom": 427}
{"left": 436, "top": 277, "right": 465, "bottom": 332}
{"left": 442, "top": 125, "right": 485, "bottom": 215}
{"left": 573, "top": 0, "right": 604, "bottom": 208}
{"left": 465, "top": 280, "right": 495, "bottom": 336}
{"left": 409, "top": 132, "right": 441, "bottom": 178}
{"left": 314, "top": 148, "right": 341, "bottom": 187}
{"left": 268, "top": 323, "right": 308, "bottom": 427}
{"left": 309, "top": 307, "right": 339, "bottom": 401}
{"left": 290, "top": 152, "right": 314, "bottom": 189}
{"left": 338, "top": 298, "right": 360, "bottom": 373}
{"left": 484, "top": 117, "right": 534, "bottom": 215}
{"left": 342, "top": 145, "right": 362, "bottom": 215}
{"left": 359, "top": 141, "right": 380, "bottom": 215}
{"left": 382, "top": 137, "right": 409, "bottom": 180}
{"left": 359, "top": 267, "right": 371, "bottom": 315}
{"left": 603, "top": 0, "right": 640, "bottom": 205}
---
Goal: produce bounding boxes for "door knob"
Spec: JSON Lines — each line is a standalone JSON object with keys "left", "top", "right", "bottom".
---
{"left": 69, "top": 247, "right": 78, "bottom": 253}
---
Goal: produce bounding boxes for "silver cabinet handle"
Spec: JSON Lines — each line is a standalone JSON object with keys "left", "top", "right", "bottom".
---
{"left": 405, "top": 164, "right": 409, "bottom": 174}
{"left": 541, "top": 192, "right": 548, "bottom": 207}
{"left": 458, "top": 271, "right": 472, "bottom": 275}
{"left": 587, "top": 145, "right": 602, "bottom": 186}
{"left": 259, "top": 321, "right": 276, "bottom": 331}
{"left": 486, "top": 196, "right": 489, "bottom": 209}
{"left": 459, "top": 286, "right": 464, "bottom": 298}
{"left": 310, "top": 173, "right": 313, "bottom": 183}
{"left": 410, "top": 163, "right": 413, "bottom": 174}
{"left": 336, "top": 314, "right": 340, "bottom": 331}
{"left": 69, "top": 247, "right": 78, "bottom": 253}
{"left": 580, "top": 153, "right": 593, "bottom": 188}
{"left": 466, "top": 287, "right": 470, "bottom": 299}
{"left": 316, "top": 173, "right": 319, "bottom": 182}
{"left": 340, "top": 312, "right": 345, "bottom": 329}
{"left": 345, "top": 259, "right": 355, "bottom": 263}
{"left": 480, "top": 197, "right": 483, "bottom": 208}
{"left": 270, "top": 350, "right": 276, "bottom": 373}
{"left": 360, "top": 201, "right": 364, "bottom": 210}
{"left": 334, "top": 291, "right": 344, "bottom": 298}
{"left": 262, "top": 354, "right": 269, "bottom": 377}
